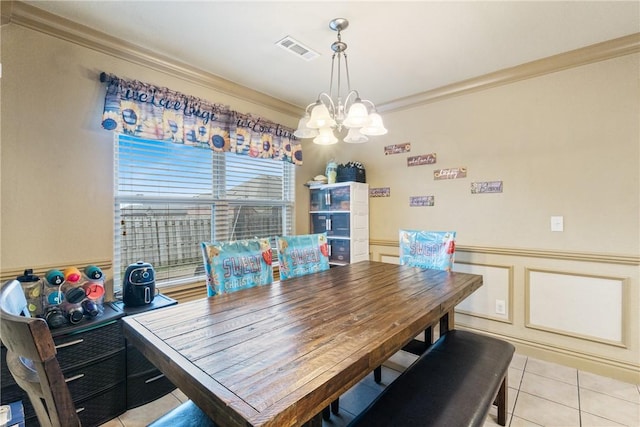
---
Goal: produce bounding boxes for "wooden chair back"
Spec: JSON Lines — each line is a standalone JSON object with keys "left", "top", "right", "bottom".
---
{"left": 0, "top": 279, "right": 81, "bottom": 427}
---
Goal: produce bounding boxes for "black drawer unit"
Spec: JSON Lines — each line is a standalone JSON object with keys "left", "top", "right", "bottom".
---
{"left": 126, "top": 345, "right": 176, "bottom": 408}
{"left": 111, "top": 293, "right": 178, "bottom": 409}
{"left": 75, "top": 382, "right": 127, "bottom": 427}
{"left": 1, "top": 294, "right": 178, "bottom": 425}
{"left": 329, "top": 238, "right": 351, "bottom": 263}
{"left": 310, "top": 212, "right": 350, "bottom": 237}
{"left": 1, "top": 304, "right": 126, "bottom": 427}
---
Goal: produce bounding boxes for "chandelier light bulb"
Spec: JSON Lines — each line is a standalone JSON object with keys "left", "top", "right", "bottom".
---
{"left": 344, "top": 127, "right": 369, "bottom": 143}
{"left": 342, "top": 100, "right": 369, "bottom": 128}
{"left": 313, "top": 127, "right": 339, "bottom": 145}
{"left": 307, "top": 103, "right": 335, "bottom": 129}
{"left": 293, "top": 115, "right": 319, "bottom": 139}
{"left": 360, "top": 112, "right": 388, "bottom": 136}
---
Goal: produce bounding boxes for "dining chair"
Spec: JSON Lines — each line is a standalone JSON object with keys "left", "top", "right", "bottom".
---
{"left": 201, "top": 237, "right": 274, "bottom": 296}
{"left": 370, "top": 230, "right": 458, "bottom": 383}
{"left": 152, "top": 242, "right": 278, "bottom": 426}
{"left": 153, "top": 238, "right": 277, "bottom": 426}
{"left": 276, "top": 233, "right": 330, "bottom": 280}
{"left": 0, "top": 279, "right": 81, "bottom": 427}
{"left": 397, "top": 230, "right": 457, "bottom": 351}
{"left": 276, "top": 233, "right": 337, "bottom": 418}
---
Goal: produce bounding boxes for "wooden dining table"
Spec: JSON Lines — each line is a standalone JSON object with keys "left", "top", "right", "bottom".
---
{"left": 122, "top": 260, "right": 483, "bottom": 427}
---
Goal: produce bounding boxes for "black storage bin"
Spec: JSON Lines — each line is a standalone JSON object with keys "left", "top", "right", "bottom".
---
{"left": 329, "top": 239, "right": 350, "bottom": 263}
{"left": 337, "top": 165, "right": 366, "bottom": 183}
{"left": 126, "top": 344, "right": 176, "bottom": 409}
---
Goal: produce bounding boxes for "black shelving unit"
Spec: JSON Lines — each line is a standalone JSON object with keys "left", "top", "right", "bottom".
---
{"left": 111, "top": 294, "right": 179, "bottom": 409}
{"left": 1, "top": 294, "right": 179, "bottom": 426}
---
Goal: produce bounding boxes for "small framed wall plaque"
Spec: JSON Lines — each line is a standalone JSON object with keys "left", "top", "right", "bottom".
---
{"left": 407, "top": 153, "right": 436, "bottom": 167}
{"left": 409, "top": 196, "right": 434, "bottom": 207}
{"left": 370, "top": 187, "right": 391, "bottom": 197}
{"left": 434, "top": 167, "right": 467, "bottom": 180}
{"left": 384, "top": 143, "right": 411, "bottom": 155}
{"left": 471, "top": 181, "right": 503, "bottom": 194}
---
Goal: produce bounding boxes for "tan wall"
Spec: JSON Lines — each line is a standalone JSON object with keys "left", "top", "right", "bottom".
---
{"left": 1, "top": 5, "right": 638, "bottom": 383}
{"left": 296, "top": 52, "right": 640, "bottom": 383}
{"left": 299, "top": 54, "right": 639, "bottom": 254}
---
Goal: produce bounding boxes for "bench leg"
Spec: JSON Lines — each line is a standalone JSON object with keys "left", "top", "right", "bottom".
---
{"left": 322, "top": 405, "right": 330, "bottom": 421}
{"left": 495, "top": 373, "right": 508, "bottom": 426}
{"left": 374, "top": 365, "right": 382, "bottom": 383}
{"left": 331, "top": 397, "right": 339, "bottom": 414}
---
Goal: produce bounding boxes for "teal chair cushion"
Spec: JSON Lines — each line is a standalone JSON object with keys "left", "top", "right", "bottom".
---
{"left": 399, "top": 230, "right": 456, "bottom": 271}
{"left": 276, "top": 233, "right": 330, "bottom": 280}
{"left": 201, "top": 238, "right": 273, "bottom": 296}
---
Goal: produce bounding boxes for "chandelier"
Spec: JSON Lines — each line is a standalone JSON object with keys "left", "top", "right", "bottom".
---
{"left": 294, "top": 18, "right": 387, "bottom": 145}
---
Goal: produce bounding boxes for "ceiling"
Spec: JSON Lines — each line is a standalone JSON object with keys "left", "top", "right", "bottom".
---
{"left": 21, "top": 1, "right": 640, "bottom": 111}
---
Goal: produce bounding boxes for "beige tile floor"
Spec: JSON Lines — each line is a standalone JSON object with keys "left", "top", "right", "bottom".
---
{"left": 100, "top": 353, "right": 640, "bottom": 427}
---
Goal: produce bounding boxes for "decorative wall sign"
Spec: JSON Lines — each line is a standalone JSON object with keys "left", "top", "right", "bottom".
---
{"left": 409, "top": 196, "right": 434, "bottom": 207}
{"left": 471, "top": 181, "right": 503, "bottom": 194}
{"left": 370, "top": 187, "right": 391, "bottom": 197}
{"left": 407, "top": 153, "right": 437, "bottom": 167}
{"left": 434, "top": 167, "right": 467, "bottom": 180}
{"left": 384, "top": 143, "right": 411, "bottom": 155}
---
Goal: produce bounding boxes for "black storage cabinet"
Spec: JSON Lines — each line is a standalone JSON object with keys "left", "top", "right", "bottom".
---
{"left": 111, "top": 294, "right": 178, "bottom": 409}
{"left": 1, "top": 294, "right": 179, "bottom": 426}
{"left": 1, "top": 305, "right": 127, "bottom": 427}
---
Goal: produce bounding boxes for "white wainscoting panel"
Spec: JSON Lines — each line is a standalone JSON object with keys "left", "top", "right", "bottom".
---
{"left": 380, "top": 255, "right": 400, "bottom": 264}
{"left": 526, "top": 268, "right": 625, "bottom": 346}
{"left": 454, "top": 262, "right": 513, "bottom": 322}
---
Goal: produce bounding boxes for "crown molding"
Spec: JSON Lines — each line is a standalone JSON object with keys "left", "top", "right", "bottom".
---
{"left": 369, "top": 239, "right": 640, "bottom": 266}
{"left": 3, "top": 1, "right": 303, "bottom": 118}
{"left": 378, "top": 32, "right": 640, "bottom": 113}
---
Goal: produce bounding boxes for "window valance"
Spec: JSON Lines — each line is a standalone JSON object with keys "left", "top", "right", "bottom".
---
{"left": 100, "top": 72, "right": 302, "bottom": 165}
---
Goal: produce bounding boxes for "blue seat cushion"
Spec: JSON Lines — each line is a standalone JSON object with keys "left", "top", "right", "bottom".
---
{"left": 147, "top": 400, "right": 216, "bottom": 427}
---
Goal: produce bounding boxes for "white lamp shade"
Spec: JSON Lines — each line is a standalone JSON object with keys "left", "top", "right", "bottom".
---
{"left": 313, "top": 127, "right": 339, "bottom": 145}
{"left": 293, "top": 116, "right": 319, "bottom": 139}
{"left": 342, "top": 101, "right": 369, "bottom": 128}
{"left": 307, "top": 103, "right": 336, "bottom": 129}
{"left": 360, "top": 113, "right": 388, "bottom": 136}
{"left": 343, "top": 127, "right": 369, "bottom": 143}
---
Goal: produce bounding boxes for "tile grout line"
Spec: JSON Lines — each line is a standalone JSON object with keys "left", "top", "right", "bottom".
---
{"left": 577, "top": 368, "right": 582, "bottom": 427}
{"left": 507, "top": 355, "right": 527, "bottom": 427}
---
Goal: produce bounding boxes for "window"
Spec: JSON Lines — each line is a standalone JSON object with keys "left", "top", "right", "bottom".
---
{"left": 113, "top": 134, "right": 295, "bottom": 290}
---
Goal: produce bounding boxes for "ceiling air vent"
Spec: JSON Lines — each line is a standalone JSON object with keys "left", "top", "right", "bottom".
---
{"left": 275, "top": 36, "right": 319, "bottom": 61}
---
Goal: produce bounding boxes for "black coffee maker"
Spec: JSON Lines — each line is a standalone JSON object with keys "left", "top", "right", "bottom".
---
{"left": 123, "top": 262, "right": 156, "bottom": 307}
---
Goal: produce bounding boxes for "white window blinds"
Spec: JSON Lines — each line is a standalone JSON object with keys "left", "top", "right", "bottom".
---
{"left": 114, "top": 134, "right": 295, "bottom": 289}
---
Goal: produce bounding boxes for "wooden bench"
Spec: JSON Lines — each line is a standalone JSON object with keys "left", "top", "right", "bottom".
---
{"left": 349, "top": 329, "right": 515, "bottom": 427}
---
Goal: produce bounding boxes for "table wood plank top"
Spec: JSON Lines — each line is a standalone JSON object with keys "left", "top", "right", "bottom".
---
{"left": 122, "top": 260, "right": 483, "bottom": 427}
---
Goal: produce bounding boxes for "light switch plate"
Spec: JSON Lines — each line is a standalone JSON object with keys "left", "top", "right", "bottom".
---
{"left": 551, "top": 216, "right": 564, "bottom": 232}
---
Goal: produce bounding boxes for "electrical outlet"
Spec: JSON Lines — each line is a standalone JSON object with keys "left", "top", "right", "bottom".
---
{"left": 495, "top": 299, "right": 506, "bottom": 315}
